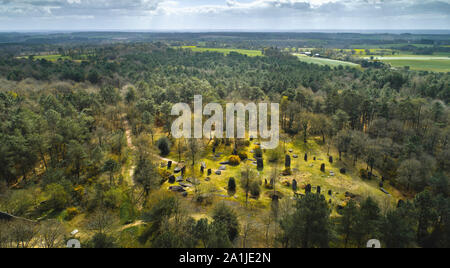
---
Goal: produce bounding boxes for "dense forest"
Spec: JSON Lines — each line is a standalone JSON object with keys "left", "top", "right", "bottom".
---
{"left": 0, "top": 39, "right": 448, "bottom": 248}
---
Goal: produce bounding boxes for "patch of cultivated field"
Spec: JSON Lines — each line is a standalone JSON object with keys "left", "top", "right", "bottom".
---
{"left": 17, "top": 54, "right": 86, "bottom": 62}
{"left": 365, "top": 55, "right": 450, "bottom": 72}
{"left": 293, "top": 54, "right": 361, "bottom": 68}
{"left": 384, "top": 59, "right": 450, "bottom": 72}
{"left": 179, "top": 46, "right": 263, "bottom": 57}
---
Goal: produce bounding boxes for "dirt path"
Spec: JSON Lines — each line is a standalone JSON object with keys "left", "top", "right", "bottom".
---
{"left": 122, "top": 117, "right": 136, "bottom": 185}
{"left": 122, "top": 115, "right": 179, "bottom": 184}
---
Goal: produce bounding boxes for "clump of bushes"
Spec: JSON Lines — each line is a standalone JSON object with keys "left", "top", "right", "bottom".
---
{"left": 229, "top": 155, "right": 241, "bottom": 166}
{"left": 254, "top": 146, "right": 263, "bottom": 158}
{"left": 268, "top": 149, "right": 282, "bottom": 163}
{"left": 156, "top": 137, "right": 171, "bottom": 156}
{"left": 158, "top": 168, "right": 172, "bottom": 184}
{"left": 360, "top": 169, "right": 369, "bottom": 180}
{"left": 250, "top": 181, "right": 261, "bottom": 198}
{"left": 238, "top": 151, "right": 248, "bottom": 161}
{"left": 65, "top": 207, "right": 80, "bottom": 221}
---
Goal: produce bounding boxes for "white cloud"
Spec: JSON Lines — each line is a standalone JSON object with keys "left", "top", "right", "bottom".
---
{"left": 0, "top": 0, "right": 448, "bottom": 30}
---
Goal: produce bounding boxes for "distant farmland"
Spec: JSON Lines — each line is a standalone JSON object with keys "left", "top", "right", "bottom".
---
{"left": 293, "top": 54, "right": 361, "bottom": 68}
{"left": 17, "top": 54, "right": 87, "bottom": 62}
{"left": 178, "top": 46, "right": 263, "bottom": 57}
{"left": 366, "top": 55, "right": 450, "bottom": 72}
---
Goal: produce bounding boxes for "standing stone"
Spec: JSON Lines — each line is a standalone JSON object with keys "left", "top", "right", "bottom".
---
{"left": 317, "top": 186, "right": 321, "bottom": 194}
{"left": 201, "top": 162, "right": 206, "bottom": 174}
{"left": 305, "top": 184, "right": 312, "bottom": 194}
{"left": 329, "top": 156, "right": 333, "bottom": 164}
{"left": 285, "top": 155, "right": 291, "bottom": 168}
{"left": 292, "top": 179, "right": 298, "bottom": 192}
{"left": 304, "top": 153, "right": 308, "bottom": 162}
{"left": 167, "top": 161, "right": 172, "bottom": 169}
{"left": 257, "top": 158, "right": 264, "bottom": 170}
{"left": 321, "top": 164, "right": 326, "bottom": 172}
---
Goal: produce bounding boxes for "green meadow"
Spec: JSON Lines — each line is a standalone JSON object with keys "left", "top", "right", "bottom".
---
{"left": 293, "top": 54, "right": 361, "bottom": 69}
{"left": 17, "top": 54, "right": 88, "bottom": 62}
{"left": 179, "top": 46, "right": 263, "bottom": 57}
{"left": 382, "top": 58, "right": 450, "bottom": 72}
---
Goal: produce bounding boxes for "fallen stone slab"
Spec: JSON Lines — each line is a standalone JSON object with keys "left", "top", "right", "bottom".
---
{"left": 169, "top": 186, "right": 186, "bottom": 192}
{"left": 380, "top": 188, "right": 391, "bottom": 195}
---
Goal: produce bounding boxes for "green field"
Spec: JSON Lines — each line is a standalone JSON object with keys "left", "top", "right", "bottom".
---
{"left": 17, "top": 54, "right": 70, "bottom": 61}
{"left": 382, "top": 59, "right": 450, "bottom": 72}
{"left": 179, "top": 46, "right": 263, "bottom": 57}
{"left": 17, "top": 54, "right": 88, "bottom": 62}
{"left": 293, "top": 54, "right": 361, "bottom": 68}
{"left": 350, "top": 44, "right": 435, "bottom": 49}
{"left": 365, "top": 55, "right": 450, "bottom": 72}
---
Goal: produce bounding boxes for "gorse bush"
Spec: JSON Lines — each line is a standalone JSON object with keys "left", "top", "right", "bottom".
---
{"left": 229, "top": 155, "right": 241, "bottom": 166}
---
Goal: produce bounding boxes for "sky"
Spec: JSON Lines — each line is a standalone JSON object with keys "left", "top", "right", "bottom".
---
{"left": 0, "top": 0, "right": 449, "bottom": 31}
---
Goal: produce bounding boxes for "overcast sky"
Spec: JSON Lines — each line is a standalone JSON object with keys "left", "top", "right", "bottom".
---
{"left": 0, "top": 0, "right": 449, "bottom": 31}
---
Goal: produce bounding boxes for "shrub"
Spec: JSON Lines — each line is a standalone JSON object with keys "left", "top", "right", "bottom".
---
{"left": 229, "top": 155, "right": 241, "bottom": 166}
{"left": 360, "top": 169, "right": 369, "bottom": 179}
{"left": 228, "top": 178, "right": 237, "bottom": 193}
{"left": 268, "top": 149, "right": 282, "bottom": 163}
{"left": 158, "top": 168, "right": 172, "bottom": 184}
{"left": 45, "top": 183, "right": 69, "bottom": 211}
{"left": 250, "top": 181, "right": 261, "bottom": 198}
{"left": 212, "top": 203, "right": 240, "bottom": 242}
{"left": 104, "top": 188, "right": 121, "bottom": 209}
{"left": 238, "top": 152, "right": 248, "bottom": 161}
{"left": 156, "top": 137, "right": 171, "bottom": 156}
{"left": 65, "top": 207, "right": 80, "bottom": 221}
{"left": 254, "top": 146, "right": 263, "bottom": 158}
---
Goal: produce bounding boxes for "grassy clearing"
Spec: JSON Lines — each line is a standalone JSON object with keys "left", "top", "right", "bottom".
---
{"left": 350, "top": 44, "right": 434, "bottom": 49}
{"left": 17, "top": 54, "right": 87, "bottom": 62}
{"left": 178, "top": 46, "right": 263, "bottom": 57}
{"left": 363, "top": 55, "right": 450, "bottom": 72}
{"left": 159, "top": 135, "right": 403, "bottom": 217}
{"left": 382, "top": 59, "right": 450, "bottom": 72}
{"left": 293, "top": 54, "right": 361, "bottom": 69}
